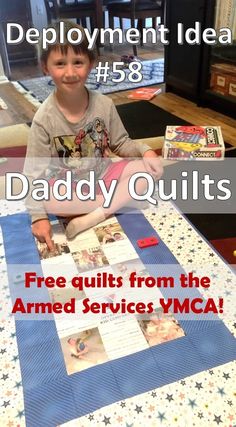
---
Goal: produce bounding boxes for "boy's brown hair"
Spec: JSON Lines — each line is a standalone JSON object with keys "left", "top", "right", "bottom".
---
{"left": 39, "top": 20, "right": 96, "bottom": 65}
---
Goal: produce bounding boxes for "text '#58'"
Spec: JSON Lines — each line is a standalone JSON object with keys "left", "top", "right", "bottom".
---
{"left": 95, "top": 61, "right": 142, "bottom": 83}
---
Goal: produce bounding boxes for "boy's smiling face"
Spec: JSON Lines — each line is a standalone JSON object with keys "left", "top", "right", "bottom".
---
{"left": 42, "top": 47, "right": 93, "bottom": 95}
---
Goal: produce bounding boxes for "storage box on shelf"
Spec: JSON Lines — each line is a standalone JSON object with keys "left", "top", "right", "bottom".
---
{"left": 210, "top": 63, "right": 236, "bottom": 98}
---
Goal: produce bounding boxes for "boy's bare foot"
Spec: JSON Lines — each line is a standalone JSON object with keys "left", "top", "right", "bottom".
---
{"left": 66, "top": 208, "right": 106, "bottom": 239}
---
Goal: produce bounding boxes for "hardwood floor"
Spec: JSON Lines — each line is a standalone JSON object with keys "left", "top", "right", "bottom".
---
{"left": 7, "top": 43, "right": 236, "bottom": 148}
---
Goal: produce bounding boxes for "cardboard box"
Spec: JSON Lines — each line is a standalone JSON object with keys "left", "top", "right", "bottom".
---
{"left": 163, "top": 126, "right": 225, "bottom": 160}
{"left": 210, "top": 63, "right": 236, "bottom": 97}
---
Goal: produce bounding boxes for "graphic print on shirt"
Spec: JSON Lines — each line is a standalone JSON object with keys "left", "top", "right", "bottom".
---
{"left": 52, "top": 117, "right": 111, "bottom": 179}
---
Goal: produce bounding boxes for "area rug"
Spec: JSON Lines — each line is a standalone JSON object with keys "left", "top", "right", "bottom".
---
{"left": 18, "top": 58, "right": 164, "bottom": 102}
{"left": 116, "top": 100, "right": 190, "bottom": 139}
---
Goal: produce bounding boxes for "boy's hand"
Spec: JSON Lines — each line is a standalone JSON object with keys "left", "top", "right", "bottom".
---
{"left": 143, "top": 150, "right": 163, "bottom": 178}
{"left": 32, "top": 219, "right": 55, "bottom": 251}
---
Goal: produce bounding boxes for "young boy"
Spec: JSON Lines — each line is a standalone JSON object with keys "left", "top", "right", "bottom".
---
{"left": 24, "top": 21, "right": 162, "bottom": 250}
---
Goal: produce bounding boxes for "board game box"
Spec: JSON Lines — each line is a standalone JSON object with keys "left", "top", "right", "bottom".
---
{"left": 162, "top": 126, "right": 225, "bottom": 160}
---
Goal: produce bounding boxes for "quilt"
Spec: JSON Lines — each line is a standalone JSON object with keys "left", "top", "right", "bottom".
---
{"left": 0, "top": 199, "right": 236, "bottom": 427}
